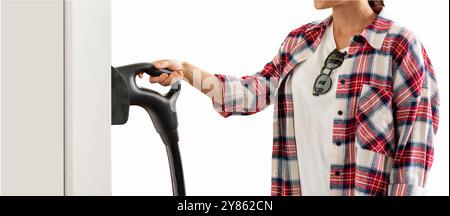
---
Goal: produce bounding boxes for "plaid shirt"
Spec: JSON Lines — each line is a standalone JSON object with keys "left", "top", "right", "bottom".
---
{"left": 212, "top": 9, "right": 440, "bottom": 196}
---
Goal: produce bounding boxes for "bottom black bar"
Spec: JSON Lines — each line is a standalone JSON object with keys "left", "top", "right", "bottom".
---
{"left": 0, "top": 196, "right": 446, "bottom": 215}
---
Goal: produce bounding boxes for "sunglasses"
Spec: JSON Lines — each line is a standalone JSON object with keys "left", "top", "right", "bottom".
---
{"left": 313, "top": 49, "right": 347, "bottom": 96}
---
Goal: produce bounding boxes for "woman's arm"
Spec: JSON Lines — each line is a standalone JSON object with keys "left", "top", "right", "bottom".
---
{"left": 389, "top": 36, "right": 440, "bottom": 196}
{"left": 141, "top": 58, "right": 282, "bottom": 118}
{"left": 142, "top": 54, "right": 288, "bottom": 119}
{"left": 141, "top": 30, "right": 296, "bottom": 118}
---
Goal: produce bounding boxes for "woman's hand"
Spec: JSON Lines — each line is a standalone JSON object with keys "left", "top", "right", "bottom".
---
{"left": 138, "top": 59, "right": 222, "bottom": 101}
{"left": 138, "top": 60, "right": 188, "bottom": 86}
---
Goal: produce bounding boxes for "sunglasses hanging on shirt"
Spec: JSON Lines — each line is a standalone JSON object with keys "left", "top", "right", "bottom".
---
{"left": 313, "top": 49, "right": 347, "bottom": 96}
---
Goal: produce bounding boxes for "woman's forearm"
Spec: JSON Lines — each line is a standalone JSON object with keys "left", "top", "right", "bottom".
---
{"left": 181, "top": 62, "right": 222, "bottom": 103}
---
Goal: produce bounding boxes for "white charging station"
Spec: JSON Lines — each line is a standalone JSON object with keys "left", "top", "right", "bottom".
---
{"left": 0, "top": 0, "right": 111, "bottom": 196}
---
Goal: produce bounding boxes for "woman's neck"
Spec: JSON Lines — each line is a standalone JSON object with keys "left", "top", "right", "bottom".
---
{"left": 332, "top": 2, "right": 377, "bottom": 37}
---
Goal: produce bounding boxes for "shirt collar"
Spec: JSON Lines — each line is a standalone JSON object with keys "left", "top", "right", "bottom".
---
{"left": 304, "top": 8, "right": 393, "bottom": 50}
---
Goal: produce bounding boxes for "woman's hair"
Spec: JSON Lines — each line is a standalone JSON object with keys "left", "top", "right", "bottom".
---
{"left": 368, "top": 0, "right": 385, "bottom": 13}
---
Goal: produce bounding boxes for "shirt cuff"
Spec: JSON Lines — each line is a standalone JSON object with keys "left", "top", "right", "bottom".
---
{"left": 212, "top": 74, "right": 232, "bottom": 118}
{"left": 388, "top": 184, "right": 428, "bottom": 196}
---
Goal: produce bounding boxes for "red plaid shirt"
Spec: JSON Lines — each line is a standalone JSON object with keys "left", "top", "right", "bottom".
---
{"left": 212, "top": 9, "right": 440, "bottom": 196}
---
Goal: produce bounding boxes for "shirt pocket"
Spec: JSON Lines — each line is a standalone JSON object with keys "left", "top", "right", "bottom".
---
{"left": 355, "top": 84, "right": 396, "bottom": 158}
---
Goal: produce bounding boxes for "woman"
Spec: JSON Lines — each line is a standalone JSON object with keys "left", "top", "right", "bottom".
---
{"left": 139, "top": 0, "right": 440, "bottom": 196}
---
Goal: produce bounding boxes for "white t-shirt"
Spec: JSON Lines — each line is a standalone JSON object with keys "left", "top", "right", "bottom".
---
{"left": 291, "top": 22, "right": 348, "bottom": 196}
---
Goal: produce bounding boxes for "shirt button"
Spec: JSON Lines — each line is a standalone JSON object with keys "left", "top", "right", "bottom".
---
{"left": 336, "top": 141, "right": 342, "bottom": 146}
{"left": 338, "top": 111, "right": 344, "bottom": 116}
{"left": 340, "top": 79, "right": 346, "bottom": 85}
{"left": 335, "top": 171, "right": 341, "bottom": 176}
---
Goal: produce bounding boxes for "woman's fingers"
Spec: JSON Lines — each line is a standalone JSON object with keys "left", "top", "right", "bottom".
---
{"left": 149, "top": 73, "right": 169, "bottom": 84}
{"left": 138, "top": 60, "right": 186, "bottom": 86}
{"left": 147, "top": 72, "right": 181, "bottom": 86}
{"left": 160, "top": 72, "right": 181, "bottom": 86}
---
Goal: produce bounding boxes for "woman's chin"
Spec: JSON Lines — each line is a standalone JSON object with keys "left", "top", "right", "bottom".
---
{"left": 313, "top": 0, "right": 337, "bottom": 10}
{"left": 314, "top": 3, "right": 331, "bottom": 10}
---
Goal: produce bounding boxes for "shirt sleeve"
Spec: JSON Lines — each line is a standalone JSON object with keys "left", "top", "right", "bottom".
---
{"left": 212, "top": 38, "right": 291, "bottom": 118}
{"left": 389, "top": 37, "right": 440, "bottom": 196}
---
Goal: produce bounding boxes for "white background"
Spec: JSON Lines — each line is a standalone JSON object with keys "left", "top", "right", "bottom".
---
{"left": 112, "top": 0, "right": 449, "bottom": 196}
